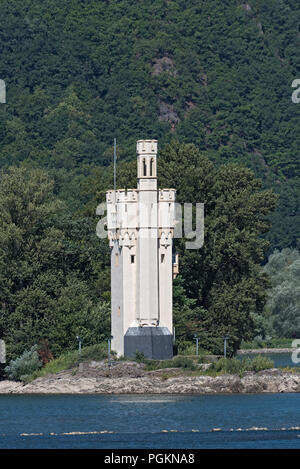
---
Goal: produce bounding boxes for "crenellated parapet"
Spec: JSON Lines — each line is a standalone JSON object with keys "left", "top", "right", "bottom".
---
{"left": 106, "top": 189, "right": 138, "bottom": 203}
{"left": 159, "top": 189, "right": 176, "bottom": 201}
{"left": 106, "top": 189, "right": 176, "bottom": 237}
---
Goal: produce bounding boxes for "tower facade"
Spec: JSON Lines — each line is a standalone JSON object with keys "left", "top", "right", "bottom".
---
{"left": 106, "top": 140, "right": 176, "bottom": 359}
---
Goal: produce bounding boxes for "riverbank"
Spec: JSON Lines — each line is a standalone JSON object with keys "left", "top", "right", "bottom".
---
{"left": 0, "top": 360, "right": 300, "bottom": 394}
{"left": 237, "top": 348, "right": 295, "bottom": 355}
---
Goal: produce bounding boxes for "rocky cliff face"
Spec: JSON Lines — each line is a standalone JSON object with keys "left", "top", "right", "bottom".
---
{"left": 0, "top": 361, "right": 300, "bottom": 394}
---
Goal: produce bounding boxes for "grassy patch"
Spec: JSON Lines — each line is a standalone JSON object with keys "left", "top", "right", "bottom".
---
{"left": 25, "top": 343, "right": 110, "bottom": 382}
{"left": 143, "top": 356, "right": 197, "bottom": 372}
{"left": 278, "top": 366, "right": 300, "bottom": 373}
{"left": 22, "top": 346, "right": 281, "bottom": 384}
{"left": 177, "top": 342, "right": 212, "bottom": 357}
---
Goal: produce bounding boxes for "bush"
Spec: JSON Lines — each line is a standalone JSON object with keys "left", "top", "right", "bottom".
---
{"left": 211, "top": 357, "right": 243, "bottom": 374}
{"left": 170, "top": 356, "right": 196, "bottom": 370}
{"left": 135, "top": 351, "right": 146, "bottom": 363}
{"left": 27, "top": 343, "right": 111, "bottom": 381}
{"left": 177, "top": 342, "right": 197, "bottom": 356}
{"left": 250, "top": 355, "right": 274, "bottom": 372}
{"left": 5, "top": 345, "right": 43, "bottom": 381}
{"left": 77, "top": 343, "right": 110, "bottom": 362}
{"left": 177, "top": 340, "right": 211, "bottom": 357}
{"left": 210, "top": 356, "right": 274, "bottom": 375}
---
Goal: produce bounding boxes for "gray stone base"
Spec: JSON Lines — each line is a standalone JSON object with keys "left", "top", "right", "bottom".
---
{"left": 124, "top": 327, "right": 173, "bottom": 360}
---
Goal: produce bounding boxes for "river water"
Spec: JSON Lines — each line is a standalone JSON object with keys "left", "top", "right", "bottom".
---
{"left": 237, "top": 352, "right": 300, "bottom": 368}
{"left": 0, "top": 393, "right": 299, "bottom": 449}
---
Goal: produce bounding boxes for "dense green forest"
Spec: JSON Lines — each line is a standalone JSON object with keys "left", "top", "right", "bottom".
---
{"left": 0, "top": 0, "right": 299, "bottom": 362}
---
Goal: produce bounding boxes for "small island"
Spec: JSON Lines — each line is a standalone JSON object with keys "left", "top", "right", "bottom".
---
{"left": 1, "top": 345, "right": 300, "bottom": 394}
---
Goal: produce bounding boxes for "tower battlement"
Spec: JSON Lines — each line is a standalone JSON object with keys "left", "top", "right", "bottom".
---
{"left": 136, "top": 139, "right": 157, "bottom": 156}
{"left": 159, "top": 189, "right": 176, "bottom": 201}
{"left": 106, "top": 189, "right": 138, "bottom": 203}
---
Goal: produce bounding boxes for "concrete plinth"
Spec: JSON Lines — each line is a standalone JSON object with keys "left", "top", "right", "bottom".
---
{"left": 124, "top": 327, "right": 173, "bottom": 360}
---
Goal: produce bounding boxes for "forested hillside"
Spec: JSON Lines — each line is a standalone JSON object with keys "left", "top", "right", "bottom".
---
{"left": 0, "top": 0, "right": 299, "bottom": 248}
{"left": 0, "top": 0, "right": 299, "bottom": 361}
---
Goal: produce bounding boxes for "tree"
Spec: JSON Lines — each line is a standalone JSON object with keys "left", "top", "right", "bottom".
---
{"left": 158, "top": 141, "right": 277, "bottom": 353}
{"left": 0, "top": 167, "right": 64, "bottom": 356}
{"left": 0, "top": 166, "right": 109, "bottom": 360}
{"left": 263, "top": 248, "right": 300, "bottom": 338}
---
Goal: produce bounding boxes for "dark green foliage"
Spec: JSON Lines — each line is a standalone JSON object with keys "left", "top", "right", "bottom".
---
{"left": 0, "top": 0, "right": 298, "bottom": 363}
{"left": 158, "top": 141, "right": 277, "bottom": 353}
{"left": 75, "top": 343, "right": 112, "bottom": 363}
{"left": 0, "top": 167, "right": 111, "bottom": 361}
{"left": 134, "top": 351, "right": 146, "bottom": 363}
{"left": 24, "top": 343, "right": 111, "bottom": 382}
{"left": 0, "top": 0, "right": 299, "bottom": 249}
{"left": 144, "top": 356, "right": 196, "bottom": 372}
{"left": 0, "top": 143, "right": 277, "bottom": 361}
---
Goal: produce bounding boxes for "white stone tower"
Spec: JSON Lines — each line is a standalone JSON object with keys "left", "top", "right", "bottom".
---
{"left": 106, "top": 139, "right": 176, "bottom": 359}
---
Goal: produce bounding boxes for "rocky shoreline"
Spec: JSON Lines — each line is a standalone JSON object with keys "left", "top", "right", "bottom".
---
{"left": 0, "top": 360, "right": 300, "bottom": 394}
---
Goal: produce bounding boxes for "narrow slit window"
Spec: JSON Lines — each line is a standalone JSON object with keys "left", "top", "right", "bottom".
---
{"left": 150, "top": 158, "right": 154, "bottom": 176}
{"left": 161, "top": 253, "right": 165, "bottom": 263}
{"left": 131, "top": 255, "right": 135, "bottom": 264}
{"left": 143, "top": 158, "right": 147, "bottom": 176}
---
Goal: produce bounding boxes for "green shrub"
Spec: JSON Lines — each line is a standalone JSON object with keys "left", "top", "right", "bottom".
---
{"left": 171, "top": 356, "right": 196, "bottom": 370}
{"left": 134, "top": 351, "right": 146, "bottom": 363}
{"left": 177, "top": 342, "right": 197, "bottom": 356}
{"left": 196, "top": 354, "right": 207, "bottom": 364}
{"left": 77, "top": 343, "right": 109, "bottom": 362}
{"left": 5, "top": 345, "right": 43, "bottom": 381}
{"left": 249, "top": 355, "right": 274, "bottom": 372}
{"left": 210, "top": 356, "right": 274, "bottom": 375}
{"left": 177, "top": 340, "right": 211, "bottom": 358}
{"left": 211, "top": 357, "right": 243, "bottom": 374}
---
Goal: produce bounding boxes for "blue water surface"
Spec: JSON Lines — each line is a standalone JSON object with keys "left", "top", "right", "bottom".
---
{"left": 0, "top": 393, "right": 300, "bottom": 449}
{"left": 237, "top": 352, "right": 300, "bottom": 368}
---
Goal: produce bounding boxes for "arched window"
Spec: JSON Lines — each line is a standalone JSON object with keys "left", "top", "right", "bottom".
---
{"left": 143, "top": 158, "right": 147, "bottom": 176}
